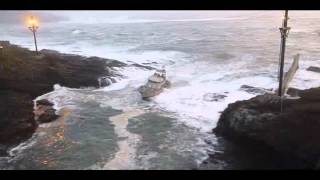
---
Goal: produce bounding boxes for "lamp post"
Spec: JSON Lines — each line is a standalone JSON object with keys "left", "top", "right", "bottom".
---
{"left": 27, "top": 16, "right": 39, "bottom": 55}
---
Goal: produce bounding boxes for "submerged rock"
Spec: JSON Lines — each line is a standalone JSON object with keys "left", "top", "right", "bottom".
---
{"left": 240, "top": 85, "right": 273, "bottom": 95}
{"left": 98, "top": 77, "right": 113, "bottom": 87}
{"left": 307, "top": 66, "right": 320, "bottom": 73}
{"left": 203, "top": 93, "right": 227, "bottom": 102}
{"left": 131, "top": 63, "right": 156, "bottom": 70}
{"left": 214, "top": 87, "right": 320, "bottom": 169}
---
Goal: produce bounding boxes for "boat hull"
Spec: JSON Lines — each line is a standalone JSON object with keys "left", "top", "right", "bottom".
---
{"left": 138, "top": 80, "right": 170, "bottom": 98}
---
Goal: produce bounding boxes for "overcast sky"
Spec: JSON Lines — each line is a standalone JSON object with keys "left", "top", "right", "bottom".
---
{"left": 48, "top": 11, "right": 268, "bottom": 23}
{"left": 1, "top": 11, "right": 320, "bottom": 25}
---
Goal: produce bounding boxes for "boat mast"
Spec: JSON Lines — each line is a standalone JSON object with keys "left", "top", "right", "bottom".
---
{"left": 278, "top": 10, "right": 290, "bottom": 97}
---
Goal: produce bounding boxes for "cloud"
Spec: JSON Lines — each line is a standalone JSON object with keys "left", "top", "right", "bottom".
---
{"left": 0, "top": 11, "right": 68, "bottom": 24}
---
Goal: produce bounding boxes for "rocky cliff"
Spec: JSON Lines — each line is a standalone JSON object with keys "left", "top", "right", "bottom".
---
{"left": 0, "top": 41, "right": 126, "bottom": 155}
{"left": 214, "top": 87, "right": 320, "bottom": 169}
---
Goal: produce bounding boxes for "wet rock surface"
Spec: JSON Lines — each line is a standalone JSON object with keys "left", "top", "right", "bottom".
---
{"left": 203, "top": 93, "right": 227, "bottom": 102}
{"left": 130, "top": 63, "right": 156, "bottom": 70}
{"left": 287, "top": 87, "right": 302, "bottom": 97}
{"left": 214, "top": 87, "right": 320, "bottom": 169}
{"left": 239, "top": 85, "right": 273, "bottom": 95}
{"left": 34, "top": 99, "right": 59, "bottom": 124}
{"left": 0, "top": 90, "right": 36, "bottom": 156}
{"left": 307, "top": 66, "right": 320, "bottom": 73}
{"left": 0, "top": 41, "right": 126, "bottom": 155}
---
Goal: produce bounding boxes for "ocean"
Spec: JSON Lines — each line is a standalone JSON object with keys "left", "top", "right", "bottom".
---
{"left": 1, "top": 11, "right": 320, "bottom": 169}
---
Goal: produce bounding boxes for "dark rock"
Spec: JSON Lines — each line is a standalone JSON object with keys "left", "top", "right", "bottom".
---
{"left": 203, "top": 93, "right": 227, "bottom": 102}
{"left": 307, "top": 66, "right": 320, "bottom": 73}
{"left": 0, "top": 145, "right": 7, "bottom": 156}
{"left": 131, "top": 63, "right": 156, "bottom": 70}
{"left": 214, "top": 87, "right": 320, "bottom": 169}
{"left": 299, "top": 87, "right": 320, "bottom": 101}
{"left": 0, "top": 41, "right": 10, "bottom": 46}
{"left": 287, "top": 87, "right": 302, "bottom": 97}
{"left": 36, "top": 99, "right": 54, "bottom": 106}
{"left": 164, "top": 80, "right": 171, "bottom": 88}
{"left": 0, "top": 41, "right": 126, "bottom": 154}
{"left": 0, "top": 90, "right": 37, "bottom": 153}
{"left": 0, "top": 43, "right": 125, "bottom": 97}
{"left": 87, "top": 56, "right": 126, "bottom": 68}
{"left": 34, "top": 99, "right": 59, "bottom": 124}
{"left": 200, "top": 136, "right": 308, "bottom": 170}
{"left": 35, "top": 108, "right": 59, "bottom": 124}
{"left": 142, "top": 61, "right": 158, "bottom": 65}
{"left": 39, "top": 49, "right": 60, "bottom": 55}
{"left": 109, "top": 77, "right": 117, "bottom": 83}
{"left": 98, "top": 77, "right": 112, "bottom": 87}
{"left": 240, "top": 85, "right": 272, "bottom": 95}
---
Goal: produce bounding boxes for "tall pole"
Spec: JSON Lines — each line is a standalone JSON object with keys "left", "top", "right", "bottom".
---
{"left": 278, "top": 10, "right": 290, "bottom": 97}
{"left": 28, "top": 16, "right": 39, "bottom": 55}
{"left": 0, "top": 46, "right": 3, "bottom": 57}
{"left": 32, "top": 25, "right": 38, "bottom": 55}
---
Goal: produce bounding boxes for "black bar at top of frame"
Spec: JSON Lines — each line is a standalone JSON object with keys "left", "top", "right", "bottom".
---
{"left": 1, "top": 0, "right": 320, "bottom": 10}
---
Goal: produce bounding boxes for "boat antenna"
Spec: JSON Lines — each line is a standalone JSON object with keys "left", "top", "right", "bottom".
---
{"left": 278, "top": 10, "right": 290, "bottom": 112}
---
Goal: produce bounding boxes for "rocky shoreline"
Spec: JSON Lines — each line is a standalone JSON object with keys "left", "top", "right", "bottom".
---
{"left": 0, "top": 41, "right": 126, "bottom": 155}
{"left": 214, "top": 87, "right": 320, "bottom": 169}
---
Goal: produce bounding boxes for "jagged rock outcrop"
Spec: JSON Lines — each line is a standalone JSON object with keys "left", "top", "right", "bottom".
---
{"left": 0, "top": 42, "right": 125, "bottom": 97}
{"left": 34, "top": 99, "right": 59, "bottom": 124}
{"left": 214, "top": 87, "right": 320, "bottom": 169}
{"left": 0, "top": 41, "right": 126, "bottom": 155}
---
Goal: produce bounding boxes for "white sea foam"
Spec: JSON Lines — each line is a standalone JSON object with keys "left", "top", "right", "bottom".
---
{"left": 157, "top": 56, "right": 274, "bottom": 129}
{"left": 8, "top": 135, "right": 38, "bottom": 160}
{"left": 96, "top": 66, "right": 153, "bottom": 92}
{"left": 34, "top": 84, "right": 79, "bottom": 113}
{"left": 155, "top": 80, "right": 255, "bottom": 132}
{"left": 71, "top": 29, "right": 82, "bottom": 34}
{"left": 290, "top": 59, "right": 320, "bottom": 89}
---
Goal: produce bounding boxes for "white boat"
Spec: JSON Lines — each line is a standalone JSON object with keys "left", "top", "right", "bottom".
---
{"left": 138, "top": 69, "right": 170, "bottom": 98}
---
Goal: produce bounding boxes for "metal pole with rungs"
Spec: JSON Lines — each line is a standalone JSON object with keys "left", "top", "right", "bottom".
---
{"left": 278, "top": 10, "right": 290, "bottom": 96}
{"left": 278, "top": 10, "right": 290, "bottom": 112}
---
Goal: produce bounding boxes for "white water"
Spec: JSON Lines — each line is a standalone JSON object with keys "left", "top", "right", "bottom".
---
{"left": 2, "top": 11, "right": 320, "bottom": 169}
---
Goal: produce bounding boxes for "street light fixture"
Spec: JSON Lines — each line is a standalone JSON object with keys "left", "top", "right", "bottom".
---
{"left": 27, "top": 16, "right": 39, "bottom": 55}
